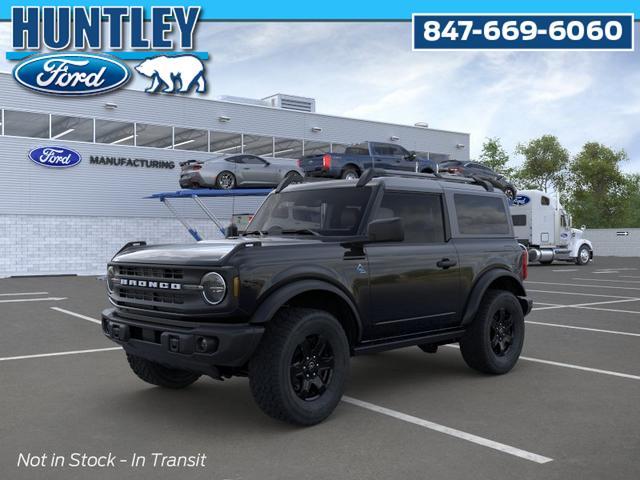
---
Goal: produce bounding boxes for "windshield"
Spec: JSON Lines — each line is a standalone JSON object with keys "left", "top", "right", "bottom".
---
{"left": 246, "top": 187, "right": 373, "bottom": 237}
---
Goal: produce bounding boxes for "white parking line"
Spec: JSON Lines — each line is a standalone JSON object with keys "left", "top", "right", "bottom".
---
{"left": 526, "top": 281, "right": 640, "bottom": 291}
{"left": 552, "top": 269, "right": 578, "bottom": 272}
{"left": 528, "top": 289, "right": 637, "bottom": 299}
{"left": 0, "top": 291, "right": 49, "bottom": 296}
{"left": 526, "top": 320, "right": 640, "bottom": 337}
{"left": 51, "top": 307, "right": 101, "bottom": 325}
{"left": 0, "top": 297, "right": 67, "bottom": 304}
{"left": 342, "top": 396, "right": 553, "bottom": 464}
{"left": 573, "top": 278, "right": 640, "bottom": 284}
{"left": 531, "top": 298, "right": 640, "bottom": 311}
{"left": 574, "top": 306, "right": 640, "bottom": 315}
{"left": 444, "top": 345, "right": 640, "bottom": 381}
{"left": 0, "top": 347, "right": 121, "bottom": 362}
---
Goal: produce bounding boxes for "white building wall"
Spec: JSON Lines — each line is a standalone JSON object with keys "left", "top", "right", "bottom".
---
{"left": 586, "top": 228, "right": 640, "bottom": 257}
{"left": 0, "top": 215, "right": 229, "bottom": 277}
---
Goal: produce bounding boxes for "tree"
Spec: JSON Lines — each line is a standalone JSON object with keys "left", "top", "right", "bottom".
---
{"left": 566, "top": 142, "right": 629, "bottom": 228}
{"left": 479, "top": 137, "right": 514, "bottom": 177}
{"left": 515, "top": 135, "right": 569, "bottom": 192}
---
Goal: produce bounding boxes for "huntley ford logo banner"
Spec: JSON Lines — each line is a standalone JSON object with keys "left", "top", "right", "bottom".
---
{"left": 9, "top": 6, "right": 206, "bottom": 96}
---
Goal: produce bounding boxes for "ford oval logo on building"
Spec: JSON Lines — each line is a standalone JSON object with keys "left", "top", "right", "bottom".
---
{"left": 28, "top": 146, "right": 82, "bottom": 168}
{"left": 13, "top": 53, "right": 130, "bottom": 96}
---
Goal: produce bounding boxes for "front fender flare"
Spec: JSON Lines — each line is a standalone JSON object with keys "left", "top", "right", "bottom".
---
{"left": 461, "top": 269, "right": 527, "bottom": 325}
{"left": 249, "top": 279, "right": 363, "bottom": 336}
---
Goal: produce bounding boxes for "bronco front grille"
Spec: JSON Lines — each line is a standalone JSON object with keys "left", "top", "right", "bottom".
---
{"left": 119, "top": 287, "right": 185, "bottom": 305}
{"left": 116, "top": 266, "right": 184, "bottom": 280}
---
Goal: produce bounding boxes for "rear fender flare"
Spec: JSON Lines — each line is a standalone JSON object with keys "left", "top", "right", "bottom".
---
{"left": 461, "top": 269, "right": 526, "bottom": 325}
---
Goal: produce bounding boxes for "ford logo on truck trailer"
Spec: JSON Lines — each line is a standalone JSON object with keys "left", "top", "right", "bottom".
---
{"left": 28, "top": 146, "right": 82, "bottom": 168}
{"left": 13, "top": 53, "right": 130, "bottom": 96}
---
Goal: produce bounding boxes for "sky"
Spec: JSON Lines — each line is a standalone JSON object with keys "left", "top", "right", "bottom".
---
{"left": 1, "top": 21, "right": 639, "bottom": 172}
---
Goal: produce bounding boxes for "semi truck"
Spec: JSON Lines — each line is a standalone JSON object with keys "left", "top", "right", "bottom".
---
{"left": 510, "top": 190, "right": 593, "bottom": 265}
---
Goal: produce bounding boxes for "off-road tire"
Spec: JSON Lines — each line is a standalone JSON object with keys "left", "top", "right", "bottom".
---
{"left": 341, "top": 168, "right": 360, "bottom": 180}
{"left": 460, "top": 290, "right": 524, "bottom": 375}
{"left": 126, "top": 354, "right": 201, "bottom": 389}
{"left": 249, "top": 308, "right": 350, "bottom": 426}
{"left": 575, "top": 245, "right": 591, "bottom": 265}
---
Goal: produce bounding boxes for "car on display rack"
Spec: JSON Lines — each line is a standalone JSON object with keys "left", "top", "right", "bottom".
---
{"left": 510, "top": 189, "right": 593, "bottom": 265}
{"left": 179, "top": 154, "right": 304, "bottom": 189}
{"left": 298, "top": 141, "right": 438, "bottom": 180}
{"left": 102, "top": 169, "right": 532, "bottom": 426}
{"left": 438, "top": 160, "right": 517, "bottom": 200}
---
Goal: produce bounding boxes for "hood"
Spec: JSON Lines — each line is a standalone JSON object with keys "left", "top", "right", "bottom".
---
{"left": 112, "top": 237, "right": 322, "bottom": 265}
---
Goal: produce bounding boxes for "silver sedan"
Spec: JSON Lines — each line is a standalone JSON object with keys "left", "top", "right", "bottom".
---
{"left": 179, "top": 154, "right": 304, "bottom": 189}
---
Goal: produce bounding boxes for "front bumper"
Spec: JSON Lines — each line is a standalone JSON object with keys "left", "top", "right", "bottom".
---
{"left": 101, "top": 308, "right": 264, "bottom": 374}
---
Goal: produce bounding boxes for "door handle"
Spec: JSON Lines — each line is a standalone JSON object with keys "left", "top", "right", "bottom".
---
{"left": 437, "top": 258, "right": 457, "bottom": 269}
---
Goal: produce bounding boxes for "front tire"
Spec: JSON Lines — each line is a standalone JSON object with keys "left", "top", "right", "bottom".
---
{"left": 460, "top": 290, "right": 524, "bottom": 375}
{"left": 249, "top": 308, "right": 350, "bottom": 426}
{"left": 126, "top": 354, "right": 201, "bottom": 389}
{"left": 215, "top": 171, "right": 236, "bottom": 189}
{"left": 576, "top": 245, "right": 591, "bottom": 265}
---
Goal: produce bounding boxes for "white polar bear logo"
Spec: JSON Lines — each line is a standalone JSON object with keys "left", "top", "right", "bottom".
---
{"left": 135, "top": 55, "right": 206, "bottom": 94}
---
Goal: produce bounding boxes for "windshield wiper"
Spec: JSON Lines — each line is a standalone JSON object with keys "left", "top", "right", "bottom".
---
{"left": 280, "top": 228, "right": 321, "bottom": 236}
{"left": 242, "top": 230, "right": 268, "bottom": 236}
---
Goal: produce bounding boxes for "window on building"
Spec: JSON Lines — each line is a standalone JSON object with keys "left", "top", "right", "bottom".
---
{"left": 210, "top": 131, "right": 243, "bottom": 154}
{"left": 244, "top": 134, "right": 274, "bottom": 156}
{"left": 4, "top": 110, "right": 49, "bottom": 138}
{"left": 455, "top": 194, "right": 510, "bottom": 235}
{"left": 135, "top": 123, "right": 172, "bottom": 148}
{"left": 303, "top": 141, "right": 331, "bottom": 156}
{"left": 174, "top": 127, "right": 208, "bottom": 151}
{"left": 50, "top": 115, "right": 94, "bottom": 142}
{"left": 95, "top": 119, "right": 135, "bottom": 146}
{"left": 373, "top": 192, "right": 445, "bottom": 243}
{"left": 273, "top": 137, "right": 303, "bottom": 158}
{"left": 331, "top": 143, "right": 348, "bottom": 154}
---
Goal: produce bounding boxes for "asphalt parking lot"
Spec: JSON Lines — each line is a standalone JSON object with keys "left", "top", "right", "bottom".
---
{"left": 2, "top": 257, "right": 640, "bottom": 480}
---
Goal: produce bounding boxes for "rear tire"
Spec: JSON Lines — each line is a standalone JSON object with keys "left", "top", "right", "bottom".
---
{"left": 460, "top": 290, "right": 524, "bottom": 375}
{"left": 126, "top": 354, "right": 201, "bottom": 389}
{"left": 341, "top": 168, "right": 359, "bottom": 180}
{"left": 249, "top": 308, "right": 350, "bottom": 426}
{"left": 216, "top": 171, "right": 236, "bottom": 189}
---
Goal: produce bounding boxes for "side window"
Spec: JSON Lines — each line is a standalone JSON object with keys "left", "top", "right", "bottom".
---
{"left": 243, "top": 155, "right": 266, "bottom": 165}
{"left": 512, "top": 215, "right": 527, "bottom": 226}
{"left": 541, "top": 196, "right": 550, "bottom": 206}
{"left": 373, "top": 192, "right": 445, "bottom": 243}
{"left": 390, "top": 145, "right": 408, "bottom": 157}
{"left": 226, "top": 156, "right": 243, "bottom": 164}
{"left": 455, "top": 194, "right": 511, "bottom": 235}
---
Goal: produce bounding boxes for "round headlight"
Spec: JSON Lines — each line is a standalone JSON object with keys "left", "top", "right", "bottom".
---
{"left": 201, "top": 272, "right": 227, "bottom": 305}
{"left": 106, "top": 266, "right": 115, "bottom": 293}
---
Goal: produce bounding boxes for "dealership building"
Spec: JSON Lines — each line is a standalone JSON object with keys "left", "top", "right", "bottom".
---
{"left": 0, "top": 72, "right": 470, "bottom": 277}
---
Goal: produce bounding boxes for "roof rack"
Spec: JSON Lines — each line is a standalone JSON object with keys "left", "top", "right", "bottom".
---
{"left": 356, "top": 168, "right": 494, "bottom": 192}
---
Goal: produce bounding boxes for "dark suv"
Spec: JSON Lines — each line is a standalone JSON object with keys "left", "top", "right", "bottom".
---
{"left": 102, "top": 171, "right": 532, "bottom": 425}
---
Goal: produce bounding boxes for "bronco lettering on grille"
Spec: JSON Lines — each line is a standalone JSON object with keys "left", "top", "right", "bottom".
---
{"left": 120, "top": 279, "right": 181, "bottom": 290}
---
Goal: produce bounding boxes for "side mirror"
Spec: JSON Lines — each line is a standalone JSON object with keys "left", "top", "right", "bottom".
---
{"left": 367, "top": 217, "right": 404, "bottom": 243}
{"left": 264, "top": 161, "right": 270, "bottom": 166}
{"left": 581, "top": 225, "right": 586, "bottom": 231}
{"left": 405, "top": 151, "right": 417, "bottom": 161}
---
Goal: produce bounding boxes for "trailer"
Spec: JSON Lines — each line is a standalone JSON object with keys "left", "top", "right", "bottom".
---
{"left": 146, "top": 188, "right": 272, "bottom": 241}
{"left": 510, "top": 190, "right": 593, "bottom": 265}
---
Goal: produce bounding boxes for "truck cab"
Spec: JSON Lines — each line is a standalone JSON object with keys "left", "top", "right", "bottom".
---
{"left": 510, "top": 190, "right": 593, "bottom": 265}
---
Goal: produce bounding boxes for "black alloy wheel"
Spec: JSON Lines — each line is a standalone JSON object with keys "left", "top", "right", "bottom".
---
{"left": 489, "top": 307, "right": 514, "bottom": 357}
{"left": 290, "top": 334, "right": 335, "bottom": 401}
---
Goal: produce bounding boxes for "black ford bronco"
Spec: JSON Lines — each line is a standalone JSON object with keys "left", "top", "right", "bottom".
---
{"left": 102, "top": 170, "right": 532, "bottom": 425}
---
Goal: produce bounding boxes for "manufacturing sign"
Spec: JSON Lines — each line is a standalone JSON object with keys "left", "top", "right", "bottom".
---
{"left": 28, "top": 146, "right": 82, "bottom": 168}
{"left": 90, "top": 156, "right": 175, "bottom": 169}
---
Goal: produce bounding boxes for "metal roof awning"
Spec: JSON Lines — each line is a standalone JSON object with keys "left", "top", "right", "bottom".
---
{"left": 147, "top": 188, "right": 272, "bottom": 241}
